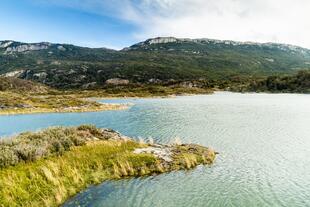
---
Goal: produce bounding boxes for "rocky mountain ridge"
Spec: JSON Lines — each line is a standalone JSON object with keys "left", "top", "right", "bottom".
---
{"left": 0, "top": 41, "right": 53, "bottom": 54}
{"left": 126, "top": 37, "right": 310, "bottom": 54}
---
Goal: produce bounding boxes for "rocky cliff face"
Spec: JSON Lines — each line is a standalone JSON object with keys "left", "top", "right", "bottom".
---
{"left": 0, "top": 41, "right": 14, "bottom": 48}
{"left": 0, "top": 41, "right": 69, "bottom": 54}
{"left": 5, "top": 43, "right": 51, "bottom": 53}
{"left": 147, "top": 37, "right": 179, "bottom": 44}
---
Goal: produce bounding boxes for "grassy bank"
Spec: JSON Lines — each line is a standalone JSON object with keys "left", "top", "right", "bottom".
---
{"left": 0, "top": 125, "right": 216, "bottom": 207}
{"left": 0, "top": 77, "right": 213, "bottom": 115}
{"left": 0, "top": 91, "right": 127, "bottom": 115}
{"left": 67, "top": 85, "right": 214, "bottom": 98}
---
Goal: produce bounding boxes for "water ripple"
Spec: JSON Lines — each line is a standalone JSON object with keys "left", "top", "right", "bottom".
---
{"left": 1, "top": 93, "right": 310, "bottom": 207}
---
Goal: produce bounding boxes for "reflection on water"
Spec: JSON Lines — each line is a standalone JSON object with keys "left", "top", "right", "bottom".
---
{"left": 1, "top": 92, "right": 310, "bottom": 207}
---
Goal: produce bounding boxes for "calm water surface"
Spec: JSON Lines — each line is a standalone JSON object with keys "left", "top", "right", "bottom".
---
{"left": 1, "top": 92, "right": 310, "bottom": 207}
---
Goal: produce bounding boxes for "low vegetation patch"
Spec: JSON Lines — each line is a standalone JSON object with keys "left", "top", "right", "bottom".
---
{"left": 65, "top": 84, "right": 213, "bottom": 98}
{"left": 0, "top": 125, "right": 216, "bottom": 207}
{"left": 0, "top": 77, "right": 48, "bottom": 93}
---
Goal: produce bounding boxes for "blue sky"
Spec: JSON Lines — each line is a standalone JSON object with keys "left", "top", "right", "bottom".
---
{"left": 0, "top": 0, "right": 138, "bottom": 49}
{"left": 1, "top": 0, "right": 310, "bottom": 49}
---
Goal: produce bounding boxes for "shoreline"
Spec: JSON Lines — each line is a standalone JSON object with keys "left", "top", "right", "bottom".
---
{"left": 0, "top": 89, "right": 213, "bottom": 116}
{"left": 80, "top": 89, "right": 214, "bottom": 101}
{"left": 0, "top": 125, "right": 216, "bottom": 207}
{"left": 0, "top": 103, "right": 128, "bottom": 116}
{"left": 2, "top": 90, "right": 309, "bottom": 116}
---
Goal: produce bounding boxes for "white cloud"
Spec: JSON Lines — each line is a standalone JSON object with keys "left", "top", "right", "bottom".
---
{"left": 36, "top": 0, "right": 310, "bottom": 48}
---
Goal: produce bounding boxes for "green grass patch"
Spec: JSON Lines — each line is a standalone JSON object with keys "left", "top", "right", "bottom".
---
{"left": 0, "top": 125, "right": 216, "bottom": 207}
{"left": 0, "top": 140, "right": 156, "bottom": 207}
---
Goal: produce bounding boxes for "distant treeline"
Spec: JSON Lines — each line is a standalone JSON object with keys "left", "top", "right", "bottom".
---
{"left": 242, "top": 71, "right": 310, "bottom": 93}
{"left": 1, "top": 70, "right": 310, "bottom": 94}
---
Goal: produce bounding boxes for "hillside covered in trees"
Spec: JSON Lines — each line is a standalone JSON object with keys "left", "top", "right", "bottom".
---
{"left": 243, "top": 71, "right": 310, "bottom": 93}
{"left": 1, "top": 37, "right": 310, "bottom": 89}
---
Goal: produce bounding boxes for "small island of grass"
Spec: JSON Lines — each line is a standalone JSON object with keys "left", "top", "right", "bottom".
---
{"left": 0, "top": 125, "right": 216, "bottom": 207}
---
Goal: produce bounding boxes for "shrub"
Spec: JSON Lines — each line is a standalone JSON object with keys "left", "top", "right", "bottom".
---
{"left": 77, "top": 124, "right": 103, "bottom": 138}
{"left": 0, "top": 146, "right": 19, "bottom": 167}
{"left": 0, "top": 125, "right": 109, "bottom": 168}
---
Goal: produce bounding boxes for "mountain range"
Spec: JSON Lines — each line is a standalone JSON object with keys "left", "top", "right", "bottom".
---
{"left": 1, "top": 37, "right": 310, "bottom": 88}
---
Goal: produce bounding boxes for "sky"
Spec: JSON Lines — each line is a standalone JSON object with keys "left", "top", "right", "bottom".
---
{"left": 1, "top": 0, "right": 310, "bottom": 49}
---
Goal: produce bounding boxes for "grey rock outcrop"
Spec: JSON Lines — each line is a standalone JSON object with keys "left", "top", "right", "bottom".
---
{"left": 105, "top": 78, "right": 129, "bottom": 85}
{"left": 0, "top": 41, "right": 13, "bottom": 48}
{"left": 5, "top": 43, "right": 51, "bottom": 53}
{"left": 2, "top": 70, "right": 24, "bottom": 78}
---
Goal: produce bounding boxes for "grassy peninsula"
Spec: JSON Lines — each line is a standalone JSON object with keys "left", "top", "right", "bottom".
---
{"left": 0, "top": 125, "right": 216, "bottom": 207}
{"left": 0, "top": 77, "right": 129, "bottom": 115}
{"left": 0, "top": 77, "right": 213, "bottom": 115}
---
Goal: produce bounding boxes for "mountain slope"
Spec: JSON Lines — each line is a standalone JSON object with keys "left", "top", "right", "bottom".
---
{"left": 126, "top": 37, "right": 310, "bottom": 72}
{"left": 1, "top": 38, "right": 310, "bottom": 88}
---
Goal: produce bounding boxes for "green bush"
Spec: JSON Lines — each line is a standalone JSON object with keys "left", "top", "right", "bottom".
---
{"left": 0, "top": 146, "right": 19, "bottom": 167}
{"left": 0, "top": 125, "right": 107, "bottom": 168}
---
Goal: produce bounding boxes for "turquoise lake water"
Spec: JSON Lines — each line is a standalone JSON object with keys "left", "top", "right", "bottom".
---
{"left": 1, "top": 92, "right": 310, "bottom": 207}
